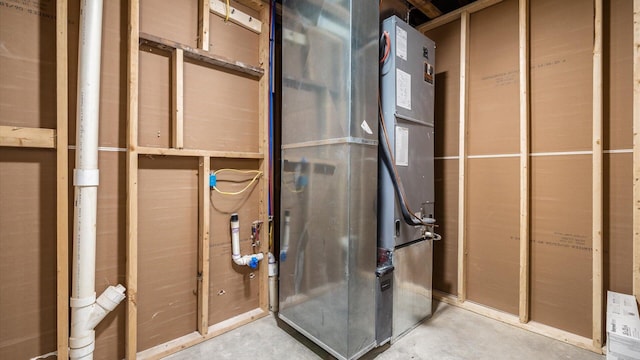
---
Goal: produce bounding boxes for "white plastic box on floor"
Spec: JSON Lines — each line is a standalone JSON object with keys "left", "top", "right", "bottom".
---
{"left": 606, "top": 291, "right": 640, "bottom": 360}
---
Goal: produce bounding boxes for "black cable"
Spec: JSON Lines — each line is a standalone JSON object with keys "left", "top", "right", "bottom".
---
{"left": 378, "top": 131, "right": 424, "bottom": 226}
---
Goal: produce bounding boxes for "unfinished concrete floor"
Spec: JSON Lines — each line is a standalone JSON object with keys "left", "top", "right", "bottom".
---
{"left": 165, "top": 302, "right": 605, "bottom": 360}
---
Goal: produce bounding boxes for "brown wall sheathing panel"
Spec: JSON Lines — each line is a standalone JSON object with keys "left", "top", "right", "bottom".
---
{"left": 433, "top": 159, "right": 459, "bottom": 295}
{"left": 604, "top": 153, "right": 633, "bottom": 294}
{"left": 605, "top": 0, "right": 633, "bottom": 150}
{"left": 68, "top": 0, "right": 127, "bottom": 147}
{"left": 67, "top": 151, "right": 127, "bottom": 360}
{"left": 0, "top": 1, "right": 56, "bottom": 130}
{"left": 603, "top": 0, "right": 633, "bottom": 296}
{"left": 183, "top": 61, "right": 259, "bottom": 152}
{"left": 0, "top": 149, "right": 56, "bottom": 359}
{"left": 467, "top": 0, "right": 519, "bottom": 156}
{"left": 208, "top": 3, "right": 260, "bottom": 66}
{"left": 530, "top": 0, "right": 593, "bottom": 153}
{"left": 466, "top": 158, "right": 519, "bottom": 314}
{"left": 137, "top": 157, "right": 199, "bottom": 352}
{"left": 531, "top": 155, "right": 592, "bottom": 338}
{"left": 138, "top": 47, "right": 171, "bottom": 148}
{"left": 208, "top": 159, "right": 262, "bottom": 325}
{"left": 426, "top": 20, "right": 461, "bottom": 158}
{"left": 140, "top": 0, "right": 198, "bottom": 49}
{"left": 93, "top": 151, "right": 127, "bottom": 359}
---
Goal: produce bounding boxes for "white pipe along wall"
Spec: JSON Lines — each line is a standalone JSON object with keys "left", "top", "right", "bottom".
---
{"left": 230, "top": 213, "right": 264, "bottom": 268}
{"left": 69, "top": 1, "right": 126, "bottom": 359}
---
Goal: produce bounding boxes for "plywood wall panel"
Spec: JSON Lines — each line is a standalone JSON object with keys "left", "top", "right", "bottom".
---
{"left": 605, "top": 0, "right": 633, "bottom": 151}
{"left": 604, "top": 153, "right": 633, "bottom": 295}
{"left": 140, "top": 0, "right": 198, "bottom": 48}
{"left": 139, "top": 47, "right": 171, "bottom": 148}
{"left": 426, "top": 20, "right": 461, "bottom": 158}
{"left": 531, "top": 155, "right": 592, "bottom": 338}
{"left": 603, "top": 0, "right": 633, "bottom": 296}
{"left": 466, "top": 158, "right": 520, "bottom": 314}
{"left": 530, "top": 0, "right": 593, "bottom": 153}
{"left": 0, "top": 149, "right": 57, "bottom": 359}
{"left": 137, "top": 157, "right": 199, "bottom": 352}
{"left": 467, "top": 0, "right": 519, "bottom": 156}
{"left": 208, "top": 4, "right": 260, "bottom": 66}
{"left": 94, "top": 151, "right": 127, "bottom": 359}
{"left": 208, "top": 159, "right": 262, "bottom": 325}
{"left": 0, "top": 1, "right": 56, "bottom": 129}
{"left": 183, "top": 62, "right": 259, "bottom": 152}
{"left": 433, "top": 159, "right": 459, "bottom": 295}
{"left": 421, "top": 0, "right": 634, "bottom": 344}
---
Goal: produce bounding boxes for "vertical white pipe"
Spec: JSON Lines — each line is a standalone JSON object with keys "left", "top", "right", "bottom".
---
{"left": 231, "top": 213, "right": 241, "bottom": 257}
{"left": 280, "top": 210, "right": 290, "bottom": 261}
{"left": 70, "top": 1, "right": 104, "bottom": 359}
{"left": 268, "top": 252, "right": 278, "bottom": 312}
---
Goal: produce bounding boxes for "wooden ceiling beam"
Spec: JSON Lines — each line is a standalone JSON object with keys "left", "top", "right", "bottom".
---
{"left": 408, "top": 0, "right": 443, "bottom": 19}
{"left": 417, "top": 0, "right": 503, "bottom": 32}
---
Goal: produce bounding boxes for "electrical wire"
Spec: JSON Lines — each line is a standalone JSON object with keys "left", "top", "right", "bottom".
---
{"left": 268, "top": 217, "right": 273, "bottom": 250}
{"left": 378, "top": 97, "right": 431, "bottom": 227}
{"left": 214, "top": 168, "right": 261, "bottom": 176}
{"left": 212, "top": 169, "right": 263, "bottom": 196}
{"left": 380, "top": 31, "right": 391, "bottom": 64}
{"left": 225, "top": 0, "right": 230, "bottom": 22}
{"left": 282, "top": 176, "right": 304, "bottom": 194}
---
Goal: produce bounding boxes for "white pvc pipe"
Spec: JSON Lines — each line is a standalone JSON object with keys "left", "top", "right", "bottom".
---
{"left": 280, "top": 210, "right": 290, "bottom": 261}
{"left": 233, "top": 253, "right": 265, "bottom": 267}
{"left": 268, "top": 252, "right": 278, "bottom": 312}
{"left": 230, "top": 213, "right": 264, "bottom": 269}
{"left": 70, "top": 1, "right": 125, "bottom": 359}
{"left": 231, "top": 214, "right": 241, "bottom": 258}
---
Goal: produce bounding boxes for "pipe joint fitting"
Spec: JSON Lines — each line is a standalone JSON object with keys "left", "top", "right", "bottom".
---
{"left": 233, "top": 253, "right": 264, "bottom": 267}
{"left": 73, "top": 169, "right": 100, "bottom": 187}
{"left": 268, "top": 252, "right": 278, "bottom": 277}
{"left": 96, "top": 284, "right": 126, "bottom": 312}
{"left": 69, "top": 337, "right": 95, "bottom": 360}
{"left": 69, "top": 331, "right": 95, "bottom": 350}
{"left": 70, "top": 293, "right": 97, "bottom": 308}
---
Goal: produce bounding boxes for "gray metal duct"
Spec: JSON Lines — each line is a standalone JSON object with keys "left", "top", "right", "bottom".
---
{"left": 278, "top": 1, "right": 379, "bottom": 359}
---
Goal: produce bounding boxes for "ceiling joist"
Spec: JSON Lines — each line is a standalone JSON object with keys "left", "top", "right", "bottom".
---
{"left": 407, "top": 0, "right": 442, "bottom": 19}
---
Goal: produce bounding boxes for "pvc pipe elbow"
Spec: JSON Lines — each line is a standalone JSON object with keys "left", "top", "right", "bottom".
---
{"left": 233, "top": 253, "right": 264, "bottom": 269}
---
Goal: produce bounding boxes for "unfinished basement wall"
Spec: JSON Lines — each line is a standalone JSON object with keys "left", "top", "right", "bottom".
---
{"left": 426, "top": 0, "right": 634, "bottom": 342}
{"left": 427, "top": 19, "right": 461, "bottom": 296}
{"left": 0, "top": 2, "right": 59, "bottom": 359}
{"left": 604, "top": 0, "right": 634, "bottom": 296}
{"left": 0, "top": 0, "right": 270, "bottom": 358}
{"left": 466, "top": 0, "right": 520, "bottom": 316}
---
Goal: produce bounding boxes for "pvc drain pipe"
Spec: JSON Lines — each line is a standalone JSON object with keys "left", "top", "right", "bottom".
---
{"left": 231, "top": 213, "right": 264, "bottom": 268}
{"left": 69, "top": 1, "right": 125, "bottom": 359}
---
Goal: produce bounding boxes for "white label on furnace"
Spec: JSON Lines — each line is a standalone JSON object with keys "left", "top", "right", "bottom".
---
{"left": 395, "top": 126, "right": 409, "bottom": 167}
{"left": 396, "top": 26, "right": 407, "bottom": 60}
{"left": 396, "top": 69, "right": 412, "bottom": 110}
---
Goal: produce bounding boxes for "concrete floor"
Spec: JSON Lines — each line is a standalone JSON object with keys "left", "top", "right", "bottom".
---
{"left": 165, "top": 302, "right": 605, "bottom": 360}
